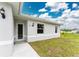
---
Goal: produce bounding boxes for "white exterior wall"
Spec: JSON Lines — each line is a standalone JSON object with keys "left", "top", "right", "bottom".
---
{"left": 27, "top": 20, "right": 60, "bottom": 42}
{"left": 7, "top": 2, "right": 19, "bottom": 16}
{"left": 0, "top": 3, "right": 14, "bottom": 56}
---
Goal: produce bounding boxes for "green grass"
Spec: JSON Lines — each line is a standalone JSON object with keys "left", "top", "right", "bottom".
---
{"left": 29, "top": 33, "right": 79, "bottom": 57}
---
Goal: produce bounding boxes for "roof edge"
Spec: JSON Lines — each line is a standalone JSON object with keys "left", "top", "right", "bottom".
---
{"left": 14, "top": 14, "right": 61, "bottom": 25}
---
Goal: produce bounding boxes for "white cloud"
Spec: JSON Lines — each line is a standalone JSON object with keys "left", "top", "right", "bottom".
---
{"left": 44, "top": 2, "right": 79, "bottom": 29}
{"left": 58, "top": 2, "right": 68, "bottom": 9}
{"left": 39, "top": 13, "right": 60, "bottom": 21}
{"left": 60, "top": 18, "right": 79, "bottom": 29}
{"left": 45, "top": 2, "right": 59, "bottom": 12}
{"left": 57, "top": 9, "right": 74, "bottom": 27}
{"left": 39, "top": 13, "right": 48, "bottom": 18}
{"left": 63, "top": 9, "right": 71, "bottom": 13}
{"left": 46, "top": 2, "right": 68, "bottom": 12}
{"left": 39, "top": 13, "right": 52, "bottom": 19}
{"left": 58, "top": 9, "right": 71, "bottom": 21}
{"left": 59, "top": 9, "right": 79, "bottom": 29}
{"left": 31, "top": 14, "right": 38, "bottom": 17}
{"left": 59, "top": 9, "right": 79, "bottom": 21}
{"left": 39, "top": 8, "right": 47, "bottom": 12}
{"left": 45, "top": 2, "right": 57, "bottom": 7}
{"left": 54, "top": 9, "right": 79, "bottom": 25}
{"left": 50, "top": 8, "right": 59, "bottom": 12}
{"left": 72, "top": 3, "right": 78, "bottom": 8}
{"left": 60, "top": 9, "right": 79, "bottom": 19}
{"left": 62, "top": 9, "right": 71, "bottom": 17}
{"left": 66, "top": 17, "right": 76, "bottom": 22}
{"left": 70, "top": 10, "right": 79, "bottom": 17}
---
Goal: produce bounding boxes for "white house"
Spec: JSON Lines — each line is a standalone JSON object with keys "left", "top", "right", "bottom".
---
{"left": 0, "top": 2, "right": 60, "bottom": 56}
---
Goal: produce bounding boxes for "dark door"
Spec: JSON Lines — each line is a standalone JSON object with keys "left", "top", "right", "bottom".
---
{"left": 18, "top": 24, "right": 23, "bottom": 39}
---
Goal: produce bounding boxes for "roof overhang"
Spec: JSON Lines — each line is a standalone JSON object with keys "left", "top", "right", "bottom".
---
{"left": 14, "top": 14, "right": 61, "bottom": 25}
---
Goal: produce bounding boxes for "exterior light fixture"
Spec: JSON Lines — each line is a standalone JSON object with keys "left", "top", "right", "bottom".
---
{"left": 0, "top": 8, "right": 6, "bottom": 19}
{"left": 32, "top": 23, "right": 34, "bottom": 27}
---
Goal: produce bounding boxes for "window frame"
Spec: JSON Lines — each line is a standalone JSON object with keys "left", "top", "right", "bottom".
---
{"left": 37, "top": 24, "right": 44, "bottom": 34}
{"left": 55, "top": 26, "right": 58, "bottom": 33}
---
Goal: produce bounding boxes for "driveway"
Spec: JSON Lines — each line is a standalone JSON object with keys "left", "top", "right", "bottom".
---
{"left": 12, "top": 42, "right": 39, "bottom": 57}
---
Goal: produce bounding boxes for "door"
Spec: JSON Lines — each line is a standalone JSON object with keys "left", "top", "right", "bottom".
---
{"left": 16, "top": 23, "right": 24, "bottom": 41}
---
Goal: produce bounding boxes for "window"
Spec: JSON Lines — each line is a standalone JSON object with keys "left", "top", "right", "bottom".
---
{"left": 55, "top": 26, "right": 58, "bottom": 33}
{"left": 37, "top": 24, "right": 44, "bottom": 34}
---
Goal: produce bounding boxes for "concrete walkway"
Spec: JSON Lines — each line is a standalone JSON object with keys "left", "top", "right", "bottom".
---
{"left": 12, "top": 42, "right": 39, "bottom": 57}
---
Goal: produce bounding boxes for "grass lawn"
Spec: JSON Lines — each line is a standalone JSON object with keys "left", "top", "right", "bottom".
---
{"left": 29, "top": 33, "right": 79, "bottom": 57}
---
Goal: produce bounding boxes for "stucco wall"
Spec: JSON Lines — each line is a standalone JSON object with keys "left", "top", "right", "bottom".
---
{"left": 27, "top": 20, "right": 60, "bottom": 42}
{"left": 7, "top": 2, "right": 19, "bottom": 16}
{"left": 0, "top": 3, "right": 14, "bottom": 56}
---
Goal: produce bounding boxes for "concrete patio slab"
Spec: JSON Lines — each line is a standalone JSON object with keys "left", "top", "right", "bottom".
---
{"left": 12, "top": 42, "right": 39, "bottom": 57}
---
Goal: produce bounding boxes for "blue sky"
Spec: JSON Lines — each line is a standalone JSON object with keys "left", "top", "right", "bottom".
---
{"left": 21, "top": 2, "right": 79, "bottom": 29}
{"left": 22, "top": 2, "right": 46, "bottom": 15}
{"left": 21, "top": 2, "right": 79, "bottom": 18}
